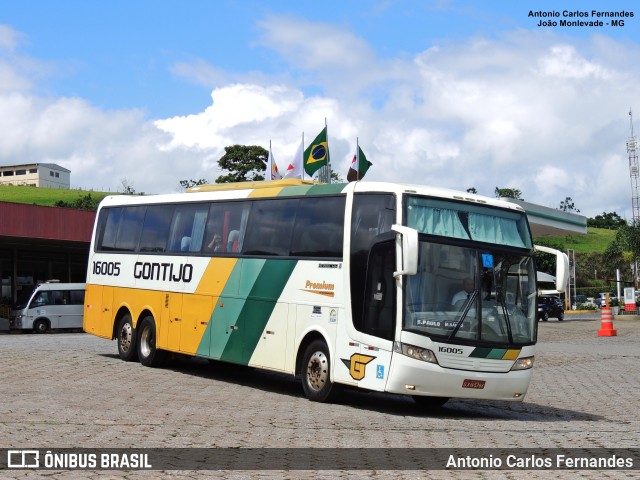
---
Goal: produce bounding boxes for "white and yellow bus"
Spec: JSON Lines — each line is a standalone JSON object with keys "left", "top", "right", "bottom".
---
{"left": 84, "top": 179, "right": 567, "bottom": 406}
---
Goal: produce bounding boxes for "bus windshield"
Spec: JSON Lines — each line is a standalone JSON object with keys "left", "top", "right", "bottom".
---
{"left": 403, "top": 196, "right": 537, "bottom": 346}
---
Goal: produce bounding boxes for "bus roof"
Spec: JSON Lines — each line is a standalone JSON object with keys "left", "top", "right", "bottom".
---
{"left": 96, "top": 180, "right": 525, "bottom": 214}
{"left": 187, "top": 179, "right": 319, "bottom": 192}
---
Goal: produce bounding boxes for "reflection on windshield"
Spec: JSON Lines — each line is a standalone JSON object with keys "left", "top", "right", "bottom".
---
{"left": 404, "top": 242, "right": 537, "bottom": 345}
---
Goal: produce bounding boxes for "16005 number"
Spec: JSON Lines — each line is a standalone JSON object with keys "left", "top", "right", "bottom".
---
{"left": 92, "top": 261, "right": 121, "bottom": 276}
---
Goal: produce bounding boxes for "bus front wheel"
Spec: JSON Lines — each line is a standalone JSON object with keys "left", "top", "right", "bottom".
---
{"left": 33, "top": 319, "right": 48, "bottom": 334}
{"left": 301, "top": 340, "right": 339, "bottom": 402}
{"left": 137, "top": 316, "right": 166, "bottom": 368}
{"left": 117, "top": 314, "right": 138, "bottom": 362}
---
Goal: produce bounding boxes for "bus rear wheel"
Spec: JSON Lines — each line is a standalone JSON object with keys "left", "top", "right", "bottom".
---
{"left": 137, "top": 316, "right": 166, "bottom": 368}
{"left": 301, "top": 340, "right": 338, "bottom": 402}
{"left": 117, "top": 313, "right": 138, "bottom": 362}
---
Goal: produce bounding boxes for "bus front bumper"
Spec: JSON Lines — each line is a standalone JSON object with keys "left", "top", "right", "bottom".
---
{"left": 385, "top": 353, "right": 533, "bottom": 401}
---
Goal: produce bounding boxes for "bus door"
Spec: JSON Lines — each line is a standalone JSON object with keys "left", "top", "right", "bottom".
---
{"left": 355, "top": 240, "right": 395, "bottom": 392}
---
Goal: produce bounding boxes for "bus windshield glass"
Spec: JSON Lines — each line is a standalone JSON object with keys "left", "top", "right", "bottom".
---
{"left": 404, "top": 196, "right": 537, "bottom": 346}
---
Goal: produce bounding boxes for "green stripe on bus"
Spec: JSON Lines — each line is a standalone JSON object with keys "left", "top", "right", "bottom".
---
{"left": 221, "top": 259, "right": 297, "bottom": 364}
{"left": 197, "top": 259, "right": 297, "bottom": 364}
{"left": 196, "top": 260, "right": 255, "bottom": 359}
{"left": 469, "top": 347, "right": 491, "bottom": 358}
{"left": 306, "top": 183, "right": 347, "bottom": 195}
{"left": 278, "top": 183, "right": 346, "bottom": 197}
{"left": 277, "top": 186, "right": 314, "bottom": 197}
{"left": 469, "top": 347, "right": 509, "bottom": 359}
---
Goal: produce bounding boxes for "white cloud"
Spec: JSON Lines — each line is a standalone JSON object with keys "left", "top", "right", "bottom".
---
{"left": 537, "top": 45, "right": 611, "bottom": 80}
{"left": 1, "top": 19, "right": 639, "bottom": 219}
{"left": 0, "top": 24, "right": 21, "bottom": 52}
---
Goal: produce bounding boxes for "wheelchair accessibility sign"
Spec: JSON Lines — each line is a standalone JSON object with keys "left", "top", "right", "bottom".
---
{"left": 376, "top": 365, "right": 385, "bottom": 379}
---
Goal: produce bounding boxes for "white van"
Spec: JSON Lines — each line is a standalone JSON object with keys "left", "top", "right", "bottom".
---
{"left": 10, "top": 282, "right": 85, "bottom": 333}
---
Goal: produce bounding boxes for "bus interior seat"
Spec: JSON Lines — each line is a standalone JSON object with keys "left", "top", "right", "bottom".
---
{"left": 180, "top": 236, "right": 191, "bottom": 252}
{"left": 227, "top": 230, "right": 239, "bottom": 252}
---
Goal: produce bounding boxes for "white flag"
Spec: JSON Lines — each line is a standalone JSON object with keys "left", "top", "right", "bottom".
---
{"left": 267, "top": 145, "right": 282, "bottom": 180}
{"left": 284, "top": 139, "right": 303, "bottom": 179}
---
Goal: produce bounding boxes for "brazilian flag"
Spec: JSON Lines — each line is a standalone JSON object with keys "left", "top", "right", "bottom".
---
{"left": 303, "top": 127, "right": 329, "bottom": 177}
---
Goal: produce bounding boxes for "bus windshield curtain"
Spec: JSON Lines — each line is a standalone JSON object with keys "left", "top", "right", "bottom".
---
{"left": 408, "top": 206, "right": 470, "bottom": 240}
{"left": 468, "top": 213, "right": 525, "bottom": 248}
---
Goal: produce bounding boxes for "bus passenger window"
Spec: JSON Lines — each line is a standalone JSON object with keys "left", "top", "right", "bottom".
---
{"left": 168, "top": 204, "right": 208, "bottom": 253}
{"left": 290, "top": 196, "right": 345, "bottom": 258}
{"left": 243, "top": 199, "right": 297, "bottom": 256}
{"left": 114, "top": 206, "right": 146, "bottom": 252}
{"left": 203, "top": 202, "right": 250, "bottom": 255}
{"left": 139, "top": 205, "right": 174, "bottom": 253}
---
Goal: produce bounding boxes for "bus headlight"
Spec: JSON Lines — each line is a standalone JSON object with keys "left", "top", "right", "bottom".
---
{"left": 394, "top": 342, "right": 438, "bottom": 364}
{"left": 510, "top": 356, "right": 534, "bottom": 371}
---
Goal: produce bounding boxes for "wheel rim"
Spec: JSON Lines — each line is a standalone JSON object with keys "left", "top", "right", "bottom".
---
{"left": 306, "top": 351, "right": 328, "bottom": 392}
{"left": 119, "top": 321, "right": 133, "bottom": 353}
{"left": 139, "top": 324, "right": 152, "bottom": 358}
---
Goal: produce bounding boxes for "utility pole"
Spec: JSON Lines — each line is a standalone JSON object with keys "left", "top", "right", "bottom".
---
{"left": 627, "top": 109, "right": 639, "bottom": 286}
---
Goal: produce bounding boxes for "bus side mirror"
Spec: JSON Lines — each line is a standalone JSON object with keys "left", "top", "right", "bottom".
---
{"left": 534, "top": 245, "right": 569, "bottom": 293}
{"left": 392, "top": 225, "right": 418, "bottom": 278}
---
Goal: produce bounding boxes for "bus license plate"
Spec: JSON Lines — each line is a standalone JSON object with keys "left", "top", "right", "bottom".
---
{"left": 462, "top": 379, "right": 486, "bottom": 389}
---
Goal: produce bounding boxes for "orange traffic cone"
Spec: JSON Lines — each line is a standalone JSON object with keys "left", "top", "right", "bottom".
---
{"left": 598, "top": 306, "right": 617, "bottom": 337}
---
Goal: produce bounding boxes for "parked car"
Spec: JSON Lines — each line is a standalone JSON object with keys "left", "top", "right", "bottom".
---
{"left": 538, "top": 295, "right": 564, "bottom": 321}
{"left": 593, "top": 292, "right": 617, "bottom": 308}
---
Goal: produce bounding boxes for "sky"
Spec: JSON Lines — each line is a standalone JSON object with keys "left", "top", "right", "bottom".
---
{"left": 1, "top": 0, "right": 639, "bottom": 219}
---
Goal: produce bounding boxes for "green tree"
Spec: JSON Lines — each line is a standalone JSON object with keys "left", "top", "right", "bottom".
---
{"left": 330, "top": 170, "right": 344, "bottom": 183}
{"left": 54, "top": 193, "right": 101, "bottom": 211}
{"left": 466, "top": 187, "right": 477, "bottom": 194}
{"left": 587, "top": 211, "right": 627, "bottom": 229}
{"left": 608, "top": 222, "right": 640, "bottom": 281}
{"left": 559, "top": 197, "right": 580, "bottom": 213}
{"left": 494, "top": 187, "right": 523, "bottom": 200}
{"left": 215, "top": 145, "right": 268, "bottom": 183}
{"left": 179, "top": 179, "right": 208, "bottom": 190}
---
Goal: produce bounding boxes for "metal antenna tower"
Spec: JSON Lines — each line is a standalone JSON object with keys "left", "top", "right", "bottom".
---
{"left": 628, "top": 109, "right": 640, "bottom": 223}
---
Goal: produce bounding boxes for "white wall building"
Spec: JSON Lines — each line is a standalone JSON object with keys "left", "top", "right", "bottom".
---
{"left": 0, "top": 163, "right": 71, "bottom": 189}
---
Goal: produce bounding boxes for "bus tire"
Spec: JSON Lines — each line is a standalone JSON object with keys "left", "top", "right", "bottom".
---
{"left": 412, "top": 395, "right": 449, "bottom": 409}
{"left": 117, "top": 313, "right": 138, "bottom": 362}
{"left": 33, "top": 319, "right": 49, "bottom": 334}
{"left": 137, "top": 316, "right": 166, "bottom": 368}
{"left": 301, "top": 340, "right": 338, "bottom": 402}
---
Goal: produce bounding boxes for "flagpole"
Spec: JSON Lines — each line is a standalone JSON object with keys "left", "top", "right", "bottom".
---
{"left": 356, "top": 137, "right": 360, "bottom": 181}
{"left": 269, "top": 139, "right": 272, "bottom": 181}
{"left": 302, "top": 132, "right": 305, "bottom": 180}
{"left": 325, "top": 118, "right": 330, "bottom": 184}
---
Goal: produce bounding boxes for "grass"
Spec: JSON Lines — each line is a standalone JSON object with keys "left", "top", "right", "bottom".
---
{"left": 534, "top": 228, "right": 617, "bottom": 254}
{"left": 0, "top": 185, "right": 113, "bottom": 207}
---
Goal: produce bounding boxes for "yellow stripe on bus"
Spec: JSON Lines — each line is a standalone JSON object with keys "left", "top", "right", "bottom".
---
{"left": 502, "top": 349, "right": 521, "bottom": 361}
{"left": 195, "top": 257, "right": 238, "bottom": 296}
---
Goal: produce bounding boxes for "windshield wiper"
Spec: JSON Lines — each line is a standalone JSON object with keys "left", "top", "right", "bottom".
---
{"left": 448, "top": 289, "right": 477, "bottom": 341}
{"left": 495, "top": 290, "right": 513, "bottom": 343}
